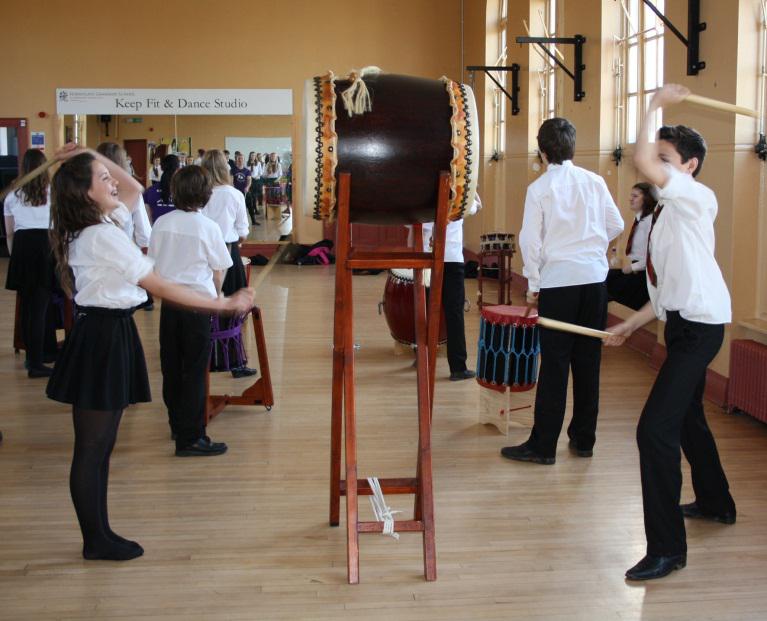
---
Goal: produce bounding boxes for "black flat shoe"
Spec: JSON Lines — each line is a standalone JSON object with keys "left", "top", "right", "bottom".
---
{"left": 175, "top": 437, "right": 228, "bottom": 457}
{"left": 231, "top": 366, "right": 258, "bottom": 378}
{"left": 625, "top": 554, "right": 686, "bottom": 581}
{"left": 568, "top": 438, "right": 593, "bottom": 458}
{"left": 681, "top": 501, "right": 736, "bottom": 525}
{"left": 449, "top": 369, "right": 476, "bottom": 381}
{"left": 500, "top": 443, "right": 555, "bottom": 465}
{"left": 28, "top": 365, "right": 54, "bottom": 378}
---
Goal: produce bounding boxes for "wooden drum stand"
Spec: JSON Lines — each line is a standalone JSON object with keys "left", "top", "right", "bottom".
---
{"left": 204, "top": 306, "right": 274, "bottom": 423}
{"left": 329, "top": 171, "right": 451, "bottom": 584}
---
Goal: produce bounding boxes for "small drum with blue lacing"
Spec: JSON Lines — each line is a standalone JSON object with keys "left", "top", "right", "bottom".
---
{"left": 475, "top": 305, "right": 540, "bottom": 393}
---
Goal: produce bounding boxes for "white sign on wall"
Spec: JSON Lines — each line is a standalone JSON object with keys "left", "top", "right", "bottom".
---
{"left": 56, "top": 88, "right": 292, "bottom": 116}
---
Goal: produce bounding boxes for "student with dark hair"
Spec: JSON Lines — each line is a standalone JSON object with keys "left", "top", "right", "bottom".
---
{"left": 148, "top": 166, "right": 233, "bottom": 456}
{"left": 606, "top": 182, "right": 656, "bottom": 310}
{"left": 502, "top": 117, "right": 623, "bottom": 465}
{"left": 606, "top": 84, "right": 735, "bottom": 581}
{"left": 143, "top": 154, "right": 180, "bottom": 222}
{"left": 46, "top": 144, "right": 253, "bottom": 561}
{"left": 4, "top": 149, "right": 56, "bottom": 377}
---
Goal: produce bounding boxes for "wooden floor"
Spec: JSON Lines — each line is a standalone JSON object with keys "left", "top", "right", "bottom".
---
{"left": 1, "top": 262, "right": 766, "bottom": 621}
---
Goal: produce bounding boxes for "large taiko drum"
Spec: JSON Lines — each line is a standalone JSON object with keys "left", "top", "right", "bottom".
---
{"left": 302, "top": 69, "right": 480, "bottom": 225}
{"left": 379, "top": 269, "right": 447, "bottom": 346}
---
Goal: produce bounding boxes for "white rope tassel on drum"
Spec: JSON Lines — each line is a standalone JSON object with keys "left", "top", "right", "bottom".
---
{"left": 367, "top": 477, "right": 401, "bottom": 540}
{"left": 341, "top": 66, "right": 382, "bottom": 117}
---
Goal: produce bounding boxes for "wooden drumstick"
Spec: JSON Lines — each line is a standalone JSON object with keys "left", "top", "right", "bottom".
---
{"left": 684, "top": 93, "right": 759, "bottom": 118}
{"left": 537, "top": 316, "right": 612, "bottom": 340}
{"left": 0, "top": 156, "right": 59, "bottom": 202}
{"left": 248, "top": 242, "right": 290, "bottom": 290}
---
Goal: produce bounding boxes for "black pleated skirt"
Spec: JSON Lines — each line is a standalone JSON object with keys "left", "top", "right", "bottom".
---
{"left": 221, "top": 243, "right": 248, "bottom": 296}
{"left": 5, "top": 229, "right": 55, "bottom": 292}
{"left": 46, "top": 306, "right": 151, "bottom": 410}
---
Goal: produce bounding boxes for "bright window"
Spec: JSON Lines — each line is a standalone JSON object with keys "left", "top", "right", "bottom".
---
{"left": 543, "top": 0, "right": 558, "bottom": 120}
{"left": 493, "top": 0, "right": 509, "bottom": 154}
{"left": 624, "top": 0, "right": 665, "bottom": 143}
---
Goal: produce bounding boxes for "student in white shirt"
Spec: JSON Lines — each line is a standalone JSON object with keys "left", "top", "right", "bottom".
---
{"left": 149, "top": 166, "right": 233, "bottom": 457}
{"left": 419, "top": 195, "right": 482, "bottom": 380}
{"left": 201, "top": 149, "right": 256, "bottom": 378}
{"left": 149, "top": 156, "right": 162, "bottom": 185}
{"left": 4, "top": 148, "right": 57, "bottom": 377}
{"left": 46, "top": 145, "right": 253, "bottom": 562}
{"left": 96, "top": 142, "right": 155, "bottom": 310}
{"left": 605, "top": 84, "right": 736, "bottom": 582}
{"left": 502, "top": 117, "right": 623, "bottom": 466}
{"left": 606, "top": 182, "right": 655, "bottom": 310}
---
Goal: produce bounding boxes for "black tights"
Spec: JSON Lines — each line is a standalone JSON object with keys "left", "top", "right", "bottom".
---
{"left": 70, "top": 407, "right": 143, "bottom": 560}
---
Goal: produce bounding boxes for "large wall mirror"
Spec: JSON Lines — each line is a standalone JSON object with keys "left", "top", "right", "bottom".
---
{"left": 59, "top": 88, "right": 293, "bottom": 246}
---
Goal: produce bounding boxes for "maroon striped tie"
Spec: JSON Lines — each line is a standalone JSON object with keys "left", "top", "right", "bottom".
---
{"left": 645, "top": 204, "right": 664, "bottom": 287}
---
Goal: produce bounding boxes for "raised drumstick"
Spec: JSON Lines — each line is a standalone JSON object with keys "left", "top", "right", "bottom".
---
{"left": 684, "top": 93, "right": 758, "bottom": 118}
{"left": 0, "top": 156, "right": 59, "bottom": 202}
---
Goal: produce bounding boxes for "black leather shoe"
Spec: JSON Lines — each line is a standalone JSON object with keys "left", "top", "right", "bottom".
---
{"left": 28, "top": 365, "right": 54, "bottom": 378}
{"left": 625, "top": 554, "right": 686, "bottom": 581}
{"left": 175, "top": 437, "right": 228, "bottom": 457}
{"left": 449, "top": 369, "right": 476, "bottom": 381}
{"left": 231, "top": 366, "right": 258, "bottom": 378}
{"left": 568, "top": 438, "right": 593, "bottom": 458}
{"left": 681, "top": 501, "right": 736, "bottom": 525}
{"left": 500, "top": 443, "right": 555, "bottom": 465}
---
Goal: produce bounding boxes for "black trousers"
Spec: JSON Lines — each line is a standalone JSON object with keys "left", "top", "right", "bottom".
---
{"left": 20, "top": 286, "right": 52, "bottom": 368}
{"left": 606, "top": 268, "right": 650, "bottom": 310}
{"left": 159, "top": 305, "right": 211, "bottom": 449}
{"left": 527, "top": 282, "right": 607, "bottom": 458}
{"left": 638, "top": 311, "right": 735, "bottom": 556}
{"left": 443, "top": 262, "right": 468, "bottom": 373}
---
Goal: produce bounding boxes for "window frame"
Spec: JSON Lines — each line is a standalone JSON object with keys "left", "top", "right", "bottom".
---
{"left": 623, "top": 0, "right": 665, "bottom": 144}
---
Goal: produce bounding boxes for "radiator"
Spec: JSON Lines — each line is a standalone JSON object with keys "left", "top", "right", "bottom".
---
{"left": 727, "top": 339, "right": 767, "bottom": 423}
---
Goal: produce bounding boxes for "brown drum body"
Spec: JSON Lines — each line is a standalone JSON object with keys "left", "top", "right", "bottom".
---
{"left": 381, "top": 270, "right": 447, "bottom": 346}
{"left": 303, "top": 71, "right": 479, "bottom": 225}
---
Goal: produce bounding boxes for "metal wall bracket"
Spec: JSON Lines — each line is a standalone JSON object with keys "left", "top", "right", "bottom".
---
{"left": 641, "top": 0, "right": 706, "bottom": 75}
{"left": 515, "top": 35, "right": 587, "bottom": 101}
{"left": 756, "top": 134, "right": 767, "bottom": 161}
{"left": 466, "top": 64, "right": 521, "bottom": 115}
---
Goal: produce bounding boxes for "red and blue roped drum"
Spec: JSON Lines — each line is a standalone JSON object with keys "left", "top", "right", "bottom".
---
{"left": 302, "top": 69, "right": 480, "bottom": 225}
{"left": 476, "top": 305, "right": 540, "bottom": 392}
{"left": 380, "top": 269, "right": 447, "bottom": 347}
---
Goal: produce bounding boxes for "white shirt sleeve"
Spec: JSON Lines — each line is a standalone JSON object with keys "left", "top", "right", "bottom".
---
{"left": 205, "top": 226, "right": 235, "bottom": 271}
{"left": 131, "top": 196, "right": 152, "bottom": 248}
{"left": 92, "top": 225, "right": 155, "bottom": 285}
{"left": 519, "top": 187, "right": 544, "bottom": 292}
{"left": 657, "top": 165, "right": 711, "bottom": 220}
{"left": 3, "top": 191, "right": 18, "bottom": 217}
{"left": 110, "top": 203, "right": 132, "bottom": 229}
{"left": 234, "top": 192, "right": 249, "bottom": 239}
{"left": 601, "top": 179, "right": 624, "bottom": 241}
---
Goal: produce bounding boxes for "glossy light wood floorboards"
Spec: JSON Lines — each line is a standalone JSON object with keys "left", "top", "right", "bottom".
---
{"left": 1, "top": 263, "right": 766, "bottom": 621}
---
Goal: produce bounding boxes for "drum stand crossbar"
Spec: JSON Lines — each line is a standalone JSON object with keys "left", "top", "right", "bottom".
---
{"left": 329, "top": 171, "right": 450, "bottom": 584}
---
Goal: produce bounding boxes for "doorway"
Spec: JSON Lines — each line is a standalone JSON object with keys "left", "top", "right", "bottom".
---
{"left": 123, "top": 138, "right": 147, "bottom": 185}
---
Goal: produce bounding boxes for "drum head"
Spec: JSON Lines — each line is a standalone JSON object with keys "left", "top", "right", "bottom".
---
{"left": 390, "top": 268, "right": 432, "bottom": 287}
{"left": 480, "top": 304, "right": 538, "bottom": 326}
